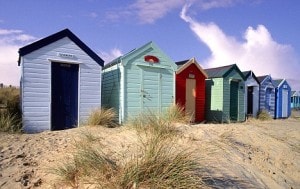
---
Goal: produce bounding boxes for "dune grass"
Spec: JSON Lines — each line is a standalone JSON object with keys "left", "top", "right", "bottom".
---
{"left": 0, "top": 87, "right": 22, "bottom": 133}
{"left": 52, "top": 106, "right": 204, "bottom": 188}
{"left": 257, "top": 110, "right": 272, "bottom": 121}
{"left": 86, "top": 107, "right": 118, "bottom": 128}
{"left": 0, "top": 112, "right": 22, "bottom": 133}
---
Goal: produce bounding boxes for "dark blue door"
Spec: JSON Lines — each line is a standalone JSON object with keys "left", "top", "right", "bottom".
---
{"left": 51, "top": 62, "right": 78, "bottom": 130}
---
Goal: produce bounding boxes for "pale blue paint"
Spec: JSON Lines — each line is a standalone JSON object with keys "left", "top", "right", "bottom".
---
{"left": 20, "top": 37, "right": 102, "bottom": 133}
{"left": 102, "top": 41, "right": 176, "bottom": 124}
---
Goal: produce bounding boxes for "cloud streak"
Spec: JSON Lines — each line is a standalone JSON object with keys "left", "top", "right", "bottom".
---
{"left": 0, "top": 29, "right": 36, "bottom": 86}
{"left": 106, "top": 0, "right": 242, "bottom": 24}
{"left": 99, "top": 48, "right": 123, "bottom": 63}
{"left": 180, "top": 4, "right": 300, "bottom": 90}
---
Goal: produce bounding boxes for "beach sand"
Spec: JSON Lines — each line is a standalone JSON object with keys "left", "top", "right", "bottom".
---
{"left": 0, "top": 118, "right": 299, "bottom": 188}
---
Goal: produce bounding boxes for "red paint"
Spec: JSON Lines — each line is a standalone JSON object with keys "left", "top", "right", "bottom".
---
{"left": 144, "top": 55, "right": 159, "bottom": 63}
{"left": 176, "top": 62, "right": 206, "bottom": 122}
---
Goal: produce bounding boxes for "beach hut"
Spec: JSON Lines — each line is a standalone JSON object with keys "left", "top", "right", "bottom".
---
{"left": 274, "top": 79, "right": 291, "bottom": 118}
{"left": 291, "top": 91, "right": 300, "bottom": 109}
{"left": 242, "top": 71, "right": 260, "bottom": 118}
{"left": 205, "top": 64, "right": 245, "bottom": 123}
{"left": 18, "top": 29, "right": 104, "bottom": 133}
{"left": 175, "top": 58, "right": 208, "bottom": 122}
{"left": 101, "top": 41, "right": 177, "bottom": 124}
{"left": 257, "top": 75, "right": 275, "bottom": 118}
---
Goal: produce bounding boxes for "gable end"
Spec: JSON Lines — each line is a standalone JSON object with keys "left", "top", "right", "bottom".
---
{"left": 18, "top": 28, "right": 104, "bottom": 66}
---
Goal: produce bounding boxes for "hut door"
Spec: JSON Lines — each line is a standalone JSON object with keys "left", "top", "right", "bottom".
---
{"left": 265, "top": 88, "right": 272, "bottom": 111}
{"left": 230, "top": 81, "right": 239, "bottom": 121}
{"left": 51, "top": 62, "right": 78, "bottom": 130}
{"left": 247, "top": 86, "right": 253, "bottom": 115}
{"left": 141, "top": 67, "right": 160, "bottom": 113}
{"left": 282, "top": 90, "right": 288, "bottom": 117}
{"left": 186, "top": 79, "right": 196, "bottom": 121}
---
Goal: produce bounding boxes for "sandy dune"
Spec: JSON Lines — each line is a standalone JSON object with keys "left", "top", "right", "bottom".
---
{"left": 0, "top": 118, "right": 299, "bottom": 188}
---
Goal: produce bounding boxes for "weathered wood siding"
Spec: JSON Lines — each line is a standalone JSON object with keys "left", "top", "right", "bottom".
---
{"left": 123, "top": 48, "right": 175, "bottom": 122}
{"left": 259, "top": 76, "right": 275, "bottom": 118}
{"left": 102, "top": 42, "right": 176, "bottom": 124}
{"left": 21, "top": 37, "right": 101, "bottom": 132}
{"left": 101, "top": 64, "right": 121, "bottom": 122}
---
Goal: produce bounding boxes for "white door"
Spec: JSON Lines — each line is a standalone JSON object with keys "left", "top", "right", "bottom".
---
{"left": 282, "top": 90, "right": 288, "bottom": 117}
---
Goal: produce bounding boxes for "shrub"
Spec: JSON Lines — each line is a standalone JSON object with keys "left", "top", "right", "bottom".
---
{"left": 257, "top": 110, "right": 272, "bottom": 121}
{"left": 86, "top": 107, "right": 118, "bottom": 128}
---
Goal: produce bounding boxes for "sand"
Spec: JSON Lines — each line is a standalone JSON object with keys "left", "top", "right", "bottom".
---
{"left": 0, "top": 118, "right": 299, "bottom": 189}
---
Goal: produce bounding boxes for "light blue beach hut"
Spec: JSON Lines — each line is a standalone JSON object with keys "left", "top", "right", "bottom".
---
{"left": 101, "top": 41, "right": 177, "bottom": 124}
{"left": 18, "top": 29, "right": 104, "bottom": 133}
{"left": 291, "top": 91, "right": 300, "bottom": 109}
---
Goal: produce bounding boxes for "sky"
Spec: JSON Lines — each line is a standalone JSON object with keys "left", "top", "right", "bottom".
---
{"left": 0, "top": 0, "right": 299, "bottom": 90}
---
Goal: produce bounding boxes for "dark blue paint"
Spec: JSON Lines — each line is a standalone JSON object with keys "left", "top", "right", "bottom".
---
{"left": 51, "top": 62, "right": 78, "bottom": 130}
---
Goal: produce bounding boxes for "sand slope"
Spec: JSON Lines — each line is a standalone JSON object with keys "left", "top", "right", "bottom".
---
{"left": 0, "top": 118, "right": 299, "bottom": 188}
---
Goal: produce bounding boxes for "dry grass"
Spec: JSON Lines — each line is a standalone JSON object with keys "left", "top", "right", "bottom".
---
{"left": 86, "top": 107, "right": 118, "bottom": 128}
{"left": 163, "top": 104, "right": 191, "bottom": 124}
{"left": 120, "top": 132, "right": 202, "bottom": 188}
{"left": 51, "top": 132, "right": 119, "bottom": 189}
{"left": 52, "top": 109, "right": 204, "bottom": 188}
{"left": 0, "top": 87, "right": 22, "bottom": 133}
{"left": 0, "top": 112, "right": 22, "bottom": 133}
{"left": 257, "top": 110, "right": 272, "bottom": 121}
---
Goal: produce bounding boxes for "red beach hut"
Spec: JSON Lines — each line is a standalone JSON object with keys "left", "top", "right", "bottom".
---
{"left": 175, "top": 58, "right": 208, "bottom": 122}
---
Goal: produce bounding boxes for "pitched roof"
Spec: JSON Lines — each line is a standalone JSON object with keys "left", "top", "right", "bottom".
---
{"left": 104, "top": 41, "right": 176, "bottom": 70}
{"left": 175, "top": 58, "right": 208, "bottom": 78}
{"left": 273, "top": 79, "right": 284, "bottom": 87}
{"left": 18, "top": 28, "right": 104, "bottom": 66}
{"left": 175, "top": 59, "right": 189, "bottom": 66}
{"left": 256, "top": 75, "right": 268, "bottom": 83}
{"left": 242, "top": 70, "right": 260, "bottom": 84}
{"left": 204, "top": 64, "right": 245, "bottom": 80}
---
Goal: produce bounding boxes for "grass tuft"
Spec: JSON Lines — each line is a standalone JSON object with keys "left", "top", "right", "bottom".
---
{"left": 257, "top": 110, "right": 272, "bottom": 121}
{"left": 120, "top": 138, "right": 202, "bottom": 189}
{"left": 86, "top": 107, "right": 118, "bottom": 128}
{"left": 0, "top": 112, "right": 22, "bottom": 133}
{"left": 52, "top": 109, "right": 204, "bottom": 188}
{"left": 163, "top": 104, "right": 191, "bottom": 124}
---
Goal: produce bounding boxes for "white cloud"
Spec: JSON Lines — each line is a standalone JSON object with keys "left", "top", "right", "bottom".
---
{"left": 99, "top": 48, "right": 123, "bottom": 63}
{"left": 0, "top": 29, "right": 36, "bottom": 86}
{"left": 87, "top": 12, "right": 98, "bottom": 18}
{"left": 181, "top": 4, "right": 300, "bottom": 90}
{"left": 130, "top": 0, "right": 182, "bottom": 23}
{"left": 197, "top": 0, "right": 240, "bottom": 10}
{"left": 106, "top": 0, "right": 240, "bottom": 24}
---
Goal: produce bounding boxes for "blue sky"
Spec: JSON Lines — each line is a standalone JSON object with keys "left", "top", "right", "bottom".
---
{"left": 0, "top": 0, "right": 299, "bottom": 90}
